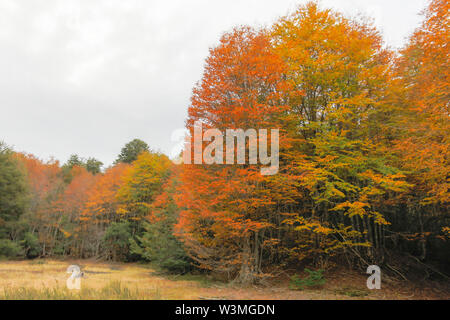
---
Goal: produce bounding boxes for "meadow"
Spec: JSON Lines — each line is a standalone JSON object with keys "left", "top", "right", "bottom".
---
{"left": 0, "top": 260, "right": 447, "bottom": 300}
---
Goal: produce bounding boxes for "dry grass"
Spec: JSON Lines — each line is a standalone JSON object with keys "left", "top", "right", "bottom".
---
{"left": 0, "top": 260, "right": 448, "bottom": 300}
{"left": 0, "top": 260, "right": 204, "bottom": 300}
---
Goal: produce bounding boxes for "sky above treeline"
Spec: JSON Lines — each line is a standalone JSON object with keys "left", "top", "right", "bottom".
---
{"left": 0, "top": 0, "right": 428, "bottom": 167}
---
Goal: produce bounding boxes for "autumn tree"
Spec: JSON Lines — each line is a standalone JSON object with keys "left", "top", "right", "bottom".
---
{"left": 396, "top": 0, "right": 449, "bottom": 206}
{"left": 83, "top": 163, "right": 130, "bottom": 224}
{"left": 48, "top": 165, "right": 96, "bottom": 257}
{"left": 117, "top": 151, "right": 172, "bottom": 223}
{"left": 177, "top": 2, "right": 415, "bottom": 282}
{"left": 81, "top": 163, "right": 130, "bottom": 257}
{"left": 176, "top": 27, "right": 299, "bottom": 283}
{"left": 271, "top": 2, "right": 411, "bottom": 265}
{"left": 14, "top": 153, "right": 64, "bottom": 257}
{"left": 393, "top": 0, "right": 449, "bottom": 262}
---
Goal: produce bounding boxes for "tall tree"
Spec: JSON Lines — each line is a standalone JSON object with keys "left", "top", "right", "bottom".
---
{"left": 0, "top": 143, "right": 28, "bottom": 235}
{"left": 272, "top": 2, "right": 410, "bottom": 264}
{"left": 15, "top": 153, "right": 63, "bottom": 257}
{"left": 49, "top": 165, "right": 96, "bottom": 257}
{"left": 393, "top": 0, "right": 449, "bottom": 260}
{"left": 131, "top": 166, "right": 190, "bottom": 273}
{"left": 176, "top": 26, "right": 297, "bottom": 283}
{"left": 81, "top": 163, "right": 130, "bottom": 257}
{"left": 396, "top": 0, "right": 449, "bottom": 205}
{"left": 117, "top": 151, "right": 172, "bottom": 235}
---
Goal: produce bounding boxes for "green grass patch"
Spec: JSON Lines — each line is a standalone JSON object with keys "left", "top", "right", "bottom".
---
{"left": 290, "top": 268, "right": 326, "bottom": 290}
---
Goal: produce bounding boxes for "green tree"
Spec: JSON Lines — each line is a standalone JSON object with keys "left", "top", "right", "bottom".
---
{"left": 0, "top": 143, "right": 28, "bottom": 239}
{"left": 0, "top": 239, "right": 22, "bottom": 259}
{"left": 65, "top": 154, "right": 84, "bottom": 168}
{"left": 102, "top": 221, "right": 132, "bottom": 261}
{"left": 62, "top": 155, "right": 103, "bottom": 183}
{"left": 85, "top": 157, "right": 103, "bottom": 175}
{"left": 131, "top": 173, "right": 190, "bottom": 273}
{"left": 115, "top": 139, "right": 150, "bottom": 164}
{"left": 61, "top": 154, "right": 84, "bottom": 184}
{"left": 0, "top": 142, "right": 28, "bottom": 258}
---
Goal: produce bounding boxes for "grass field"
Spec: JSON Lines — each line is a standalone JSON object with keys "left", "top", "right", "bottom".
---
{"left": 0, "top": 260, "right": 448, "bottom": 300}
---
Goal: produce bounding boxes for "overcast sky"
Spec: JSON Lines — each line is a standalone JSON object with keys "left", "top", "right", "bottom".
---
{"left": 0, "top": 0, "right": 428, "bottom": 167}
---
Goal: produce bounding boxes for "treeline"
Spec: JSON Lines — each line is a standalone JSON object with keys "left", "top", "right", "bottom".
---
{"left": 0, "top": 139, "right": 190, "bottom": 273}
{"left": 0, "top": 1, "right": 448, "bottom": 283}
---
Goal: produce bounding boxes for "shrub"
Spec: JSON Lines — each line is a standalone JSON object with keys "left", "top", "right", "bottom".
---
{"left": 131, "top": 219, "right": 190, "bottom": 274}
{"left": 102, "top": 221, "right": 132, "bottom": 261}
{"left": 0, "top": 239, "right": 23, "bottom": 258}
{"left": 290, "top": 268, "right": 326, "bottom": 290}
{"left": 21, "top": 232, "right": 41, "bottom": 258}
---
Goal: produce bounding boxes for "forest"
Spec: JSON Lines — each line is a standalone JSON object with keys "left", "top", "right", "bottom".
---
{"left": 0, "top": 0, "right": 448, "bottom": 286}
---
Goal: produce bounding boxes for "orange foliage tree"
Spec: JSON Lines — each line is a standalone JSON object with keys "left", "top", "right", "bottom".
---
{"left": 396, "top": 0, "right": 449, "bottom": 205}
{"left": 49, "top": 165, "right": 96, "bottom": 257}
{"left": 177, "top": 3, "right": 415, "bottom": 282}
{"left": 176, "top": 26, "right": 301, "bottom": 283}
{"left": 271, "top": 2, "right": 411, "bottom": 266}
{"left": 80, "top": 163, "right": 130, "bottom": 257}
{"left": 392, "top": 0, "right": 449, "bottom": 259}
{"left": 15, "top": 153, "right": 64, "bottom": 256}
